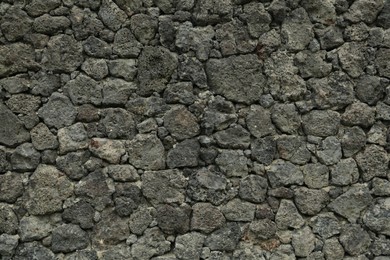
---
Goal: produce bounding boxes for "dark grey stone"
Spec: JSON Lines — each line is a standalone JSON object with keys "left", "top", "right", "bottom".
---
{"left": 164, "top": 105, "right": 200, "bottom": 140}
{"left": 129, "top": 206, "right": 156, "bottom": 235}
{"left": 277, "top": 135, "right": 311, "bottom": 165}
{"left": 98, "top": 0, "right": 127, "bottom": 31}
{"left": 291, "top": 226, "right": 316, "bottom": 257}
{"left": 31, "top": 123, "right": 58, "bottom": 151}
{"left": 0, "top": 233, "right": 19, "bottom": 257}
{"left": 52, "top": 224, "right": 89, "bottom": 253}
{"left": 0, "top": 103, "right": 30, "bottom": 147}
{"left": 81, "top": 58, "right": 109, "bottom": 80}
{"left": 131, "top": 227, "right": 171, "bottom": 259}
{"left": 107, "top": 59, "right": 137, "bottom": 81}
{"left": 14, "top": 241, "right": 56, "bottom": 260}
{"left": 191, "top": 202, "right": 225, "bottom": 233}
{"left": 62, "top": 200, "right": 95, "bottom": 229}
{"left": 163, "top": 82, "right": 195, "bottom": 105}
{"left": 239, "top": 175, "right": 268, "bottom": 203}
{"left": 309, "top": 212, "right": 340, "bottom": 239}
{"left": 251, "top": 136, "right": 276, "bottom": 165}
{"left": 267, "top": 159, "right": 304, "bottom": 188}
{"left": 246, "top": 105, "right": 274, "bottom": 138}
{"left": 33, "top": 14, "right": 71, "bottom": 35}
{"left": 157, "top": 204, "right": 190, "bottom": 234}
{"left": 205, "top": 223, "right": 241, "bottom": 252}
{"left": 302, "top": 110, "right": 340, "bottom": 137}
{"left": 0, "top": 172, "right": 23, "bottom": 203}
{"left": 215, "top": 149, "right": 248, "bottom": 177}
{"left": 323, "top": 237, "right": 345, "bottom": 260}
{"left": 341, "top": 126, "right": 366, "bottom": 157}
{"left": 58, "top": 123, "right": 89, "bottom": 154}
{"left": 83, "top": 36, "right": 112, "bottom": 58}
{"left": 355, "top": 144, "right": 388, "bottom": 181}
{"left": 19, "top": 215, "right": 53, "bottom": 242}
{"left": 56, "top": 151, "right": 90, "bottom": 180}
{"left": 130, "top": 14, "right": 158, "bottom": 44}
{"left": 11, "top": 143, "right": 40, "bottom": 171}
{"left": 214, "top": 125, "right": 250, "bottom": 149}
{"left": 1, "top": 7, "right": 32, "bottom": 42}
{"left": 0, "top": 203, "right": 18, "bottom": 235}
{"left": 114, "top": 183, "right": 142, "bottom": 217}
{"left": 193, "top": 0, "right": 233, "bottom": 25}
{"left": 302, "top": 163, "right": 329, "bottom": 189}
{"left": 294, "top": 187, "right": 329, "bottom": 215}
{"left": 372, "top": 177, "right": 390, "bottom": 196}
{"left": 316, "top": 136, "right": 342, "bottom": 166}
{"left": 281, "top": 8, "right": 313, "bottom": 51}
{"left": 363, "top": 198, "right": 390, "bottom": 236}
{"left": 341, "top": 102, "right": 376, "bottom": 128}
{"left": 174, "top": 232, "right": 205, "bottom": 260}
{"left": 275, "top": 199, "right": 305, "bottom": 229}
{"left": 221, "top": 198, "right": 256, "bottom": 222}
{"left": 6, "top": 94, "right": 41, "bottom": 115}
{"left": 100, "top": 108, "right": 137, "bottom": 139}
{"left": 178, "top": 55, "right": 208, "bottom": 89}
{"left": 271, "top": 103, "right": 301, "bottom": 135}
{"left": 101, "top": 78, "right": 137, "bottom": 106}
{"left": 345, "top": 0, "right": 384, "bottom": 23}
{"left": 89, "top": 138, "right": 126, "bottom": 164}
{"left": 167, "top": 138, "right": 200, "bottom": 168}
{"left": 113, "top": 28, "right": 143, "bottom": 58}
{"left": 330, "top": 158, "right": 359, "bottom": 186}
{"left": 339, "top": 224, "right": 371, "bottom": 256}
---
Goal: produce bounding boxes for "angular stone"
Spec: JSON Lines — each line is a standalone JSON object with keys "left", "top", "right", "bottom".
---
{"left": 277, "top": 135, "right": 311, "bottom": 165}
{"left": 19, "top": 215, "right": 53, "bottom": 242}
{"left": 126, "top": 96, "right": 169, "bottom": 117}
{"left": 193, "top": 0, "right": 233, "bottom": 25}
{"left": 137, "top": 46, "right": 178, "bottom": 96}
{"left": 129, "top": 206, "right": 155, "bottom": 235}
{"left": 266, "top": 159, "right": 304, "bottom": 188}
{"left": 103, "top": 164, "right": 139, "bottom": 182}
{"left": 251, "top": 136, "right": 276, "bottom": 165}
{"left": 294, "top": 50, "right": 332, "bottom": 79}
{"left": 64, "top": 74, "right": 102, "bottom": 105}
{"left": 339, "top": 224, "right": 371, "bottom": 256}
{"left": 355, "top": 145, "right": 388, "bottom": 181}
{"left": 214, "top": 125, "right": 250, "bottom": 149}
{"left": 341, "top": 126, "right": 366, "bottom": 157}
{"left": 107, "top": 59, "right": 137, "bottom": 81}
{"left": 89, "top": 138, "right": 125, "bottom": 164}
{"left": 330, "top": 158, "right": 359, "bottom": 186}
{"left": 0, "top": 234, "right": 19, "bottom": 257}
{"left": 25, "top": 0, "right": 61, "bottom": 16}
{"left": 98, "top": 0, "right": 127, "bottom": 31}
{"left": 38, "top": 92, "right": 77, "bottom": 129}
{"left": 130, "top": 14, "right": 158, "bottom": 44}
{"left": 11, "top": 143, "right": 40, "bottom": 171}
{"left": 302, "top": 110, "right": 340, "bottom": 137}
{"left": 0, "top": 204, "right": 18, "bottom": 235}
{"left": 323, "top": 237, "right": 345, "bottom": 260}
{"left": 316, "top": 136, "right": 342, "bottom": 166}
{"left": 241, "top": 2, "right": 271, "bottom": 38}
{"left": 100, "top": 108, "right": 137, "bottom": 139}
{"left": 281, "top": 8, "right": 313, "bottom": 51}
{"left": 164, "top": 105, "right": 200, "bottom": 140}
{"left": 309, "top": 212, "right": 340, "bottom": 239}
{"left": 83, "top": 36, "right": 112, "bottom": 58}
{"left": 30, "top": 123, "right": 58, "bottom": 151}
{"left": 33, "top": 14, "right": 71, "bottom": 35}
{"left": 43, "top": 34, "right": 83, "bottom": 73}
{"left": 294, "top": 187, "right": 329, "bottom": 215}
{"left": 246, "top": 105, "right": 274, "bottom": 138}
{"left": 142, "top": 169, "right": 187, "bottom": 205}
{"left": 215, "top": 149, "right": 248, "bottom": 177}
{"left": 205, "top": 223, "right": 241, "bottom": 251}
{"left": 101, "top": 79, "right": 137, "bottom": 106}
{"left": 58, "top": 123, "right": 89, "bottom": 154}
{"left": 178, "top": 55, "right": 208, "bottom": 88}
{"left": 0, "top": 43, "right": 38, "bottom": 78}
{"left": 131, "top": 227, "right": 171, "bottom": 259}
{"left": 175, "top": 232, "right": 205, "bottom": 260}
{"left": 167, "top": 139, "right": 200, "bottom": 168}
{"left": 6, "top": 94, "right": 41, "bottom": 115}
{"left": 154, "top": 0, "right": 176, "bottom": 13}
{"left": 341, "top": 102, "right": 376, "bottom": 128}
{"left": 52, "top": 224, "right": 89, "bottom": 253}
{"left": 338, "top": 42, "right": 367, "bottom": 78}
{"left": 271, "top": 103, "right": 301, "bottom": 134}
{"left": 1, "top": 7, "right": 32, "bottom": 42}
{"left": 0, "top": 103, "right": 30, "bottom": 147}
{"left": 292, "top": 226, "right": 315, "bottom": 257}
{"left": 239, "top": 175, "right": 268, "bottom": 203}
{"left": 0, "top": 171, "right": 23, "bottom": 204}
{"left": 15, "top": 241, "right": 55, "bottom": 259}
{"left": 247, "top": 218, "right": 277, "bottom": 241}
{"left": 275, "top": 199, "right": 305, "bottom": 230}
{"left": 64, "top": 250, "right": 98, "bottom": 260}
{"left": 345, "top": 0, "right": 385, "bottom": 23}
{"left": 372, "top": 177, "right": 390, "bottom": 196}
{"left": 62, "top": 200, "right": 95, "bottom": 229}
{"left": 30, "top": 73, "right": 61, "bottom": 97}
{"left": 81, "top": 58, "right": 109, "bottom": 81}
{"left": 371, "top": 237, "right": 390, "bottom": 256}
{"left": 376, "top": 101, "right": 390, "bottom": 120}
{"left": 206, "top": 55, "right": 266, "bottom": 104}
{"left": 113, "top": 28, "right": 143, "bottom": 58}
{"left": 378, "top": 0, "right": 390, "bottom": 28}
{"left": 328, "top": 184, "right": 373, "bottom": 223}
{"left": 191, "top": 203, "right": 225, "bottom": 233}
{"left": 56, "top": 151, "right": 90, "bottom": 180}
{"left": 355, "top": 75, "right": 384, "bottom": 105}
{"left": 363, "top": 198, "right": 390, "bottom": 236}
{"left": 69, "top": 6, "right": 105, "bottom": 41}
{"left": 126, "top": 134, "right": 165, "bottom": 170}
{"left": 301, "top": 0, "right": 336, "bottom": 24}
{"left": 114, "top": 183, "right": 142, "bottom": 217}
{"left": 367, "top": 121, "right": 387, "bottom": 145}
{"left": 163, "top": 82, "right": 195, "bottom": 105}
{"left": 221, "top": 199, "right": 256, "bottom": 222}
{"left": 157, "top": 204, "right": 190, "bottom": 234}
{"left": 202, "top": 96, "right": 237, "bottom": 132}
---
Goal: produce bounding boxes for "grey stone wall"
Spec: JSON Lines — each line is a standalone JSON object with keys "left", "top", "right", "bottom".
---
{"left": 0, "top": 0, "right": 390, "bottom": 259}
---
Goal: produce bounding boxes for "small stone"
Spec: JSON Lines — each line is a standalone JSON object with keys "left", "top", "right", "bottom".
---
{"left": 63, "top": 200, "right": 95, "bottom": 229}
{"left": 114, "top": 183, "right": 142, "bottom": 217}
{"left": 239, "top": 175, "right": 268, "bottom": 203}
{"left": 98, "top": 0, "right": 127, "bottom": 31}
{"left": 101, "top": 79, "right": 137, "bottom": 106}
{"left": 275, "top": 199, "right": 305, "bottom": 230}
{"left": 205, "top": 223, "right": 241, "bottom": 251}
{"left": 215, "top": 149, "right": 248, "bottom": 177}
{"left": 15, "top": 241, "right": 55, "bottom": 259}
{"left": 1, "top": 7, "right": 32, "bottom": 42}
{"left": 341, "top": 102, "right": 376, "bottom": 127}
{"left": 178, "top": 55, "right": 208, "bottom": 89}
{"left": 131, "top": 227, "right": 171, "bottom": 259}
{"left": 0, "top": 103, "right": 30, "bottom": 147}
{"left": 100, "top": 108, "right": 136, "bottom": 139}
{"left": 221, "top": 198, "right": 256, "bottom": 222}
{"left": 292, "top": 226, "right": 315, "bottom": 257}
{"left": 167, "top": 138, "right": 200, "bottom": 168}
{"left": 191, "top": 203, "right": 225, "bottom": 233}
{"left": 302, "top": 163, "right": 329, "bottom": 189}
{"left": 113, "top": 28, "right": 143, "bottom": 58}
{"left": 302, "top": 110, "right": 340, "bottom": 137}
{"left": 316, "top": 136, "right": 342, "bottom": 166}
{"left": 339, "top": 224, "right": 371, "bottom": 256}
{"left": 309, "top": 212, "right": 340, "bottom": 239}
{"left": 163, "top": 82, "right": 195, "bottom": 105}
{"left": 266, "top": 159, "right": 304, "bottom": 188}
{"left": 126, "top": 96, "right": 169, "bottom": 117}
{"left": 31, "top": 123, "right": 58, "bottom": 150}
{"left": 355, "top": 145, "right": 388, "bottom": 181}
{"left": 164, "top": 106, "right": 200, "bottom": 140}
{"left": 0, "top": 172, "right": 23, "bottom": 203}
{"left": 363, "top": 197, "right": 390, "bottom": 236}
{"left": 294, "top": 187, "right": 329, "bottom": 215}
{"left": 277, "top": 135, "right": 311, "bottom": 165}
{"left": 107, "top": 59, "right": 137, "bottom": 81}
{"left": 175, "top": 232, "right": 205, "bottom": 260}
{"left": 248, "top": 219, "right": 277, "bottom": 240}
{"left": 0, "top": 204, "right": 18, "bottom": 235}
{"left": 129, "top": 207, "right": 155, "bottom": 235}
{"left": 130, "top": 14, "right": 158, "bottom": 44}
{"left": 58, "top": 123, "right": 89, "bottom": 154}
{"left": 81, "top": 58, "right": 109, "bottom": 80}
{"left": 89, "top": 138, "right": 126, "bottom": 164}
{"left": 0, "top": 234, "right": 19, "bottom": 257}
{"left": 341, "top": 126, "right": 366, "bottom": 157}
{"left": 63, "top": 74, "right": 102, "bottom": 106}
{"left": 271, "top": 103, "right": 301, "bottom": 135}
{"left": 83, "top": 36, "right": 112, "bottom": 58}
{"left": 294, "top": 50, "right": 332, "bottom": 79}
{"left": 328, "top": 184, "right": 373, "bottom": 223}
{"left": 246, "top": 105, "right": 275, "bottom": 138}
{"left": 323, "top": 237, "right": 345, "bottom": 260}
{"left": 11, "top": 143, "right": 40, "bottom": 171}
{"left": 52, "top": 224, "right": 89, "bottom": 253}
{"left": 103, "top": 164, "right": 139, "bottom": 182}
{"left": 214, "top": 125, "right": 250, "bottom": 149}
{"left": 142, "top": 169, "right": 187, "bottom": 205}
{"left": 376, "top": 48, "right": 390, "bottom": 78}
{"left": 56, "top": 151, "right": 90, "bottom": 180}
{"left": 330, "top": 158, "right": 359, "bottom": 186}
{"left": 33, "top": 14, "right": 70, "bottom": 35}
{"left": 157, "top": 204, "right": 190, "bottom": 234}
{"left": 367, "top": 121, "right": 387, "bottom": 145}
{"left": 19, "top": 215, "right": 53, "bottom": 242}
{"left": 372, "top": 177, "right": 390, "bottom": 196}
{"left": 355, "top": 75, "right": 384, "bottom": 105}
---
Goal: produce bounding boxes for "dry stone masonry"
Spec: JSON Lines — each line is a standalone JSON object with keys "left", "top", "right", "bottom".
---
{"left": 0, "top": 0, "right": 390, "bottom": 259}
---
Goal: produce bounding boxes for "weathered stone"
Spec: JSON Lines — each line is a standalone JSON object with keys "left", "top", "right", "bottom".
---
{"left": 30, "top": 123, "right": 58, "bottom": 150}
{"left": 107, "top": 59, "right": 137, "bottom": 81}
{"left": 0, "top": 43, "right": 39, "bottom": 78}
{"left": 6, "top": 94, "right": 41, "bottom": 115}
{"left": 131, "top": 227, "right": 171, "bottom": 259}
{"left": 81, "top": 58, "right": 109, "bottom": 80}
{"left": 356, "top": 75, "right": 384, "bottom": 105}
{"left": 215, "top": 149, "right": 248, "bottom": 177}
{"left": 330, "top": 158, "right": 359, "bottom": 186}
{"left": 339, "top": 224, "right": 372, "bottom": 256}
{"left": 309, "top": 212, "right": 340, "bottom": 239}
{"left": 129, "top": 206, "right": 156, "bottom": 235}
{"left": 378, "top": 0, "right": 390, "bottom": 28}
{"left": 64, "top": 250, "right": 98, "bottom": 260}
{"left": 294, "top": 187, "right": 329, "bottom": 215}
{"left": 102, "top": 79, "right": 137, "bottom": 106}
{"left": 58, "top": 123, "right": 89, "bottom": 154}
{"left": 341, "top": 126, "right": 366, "bottom": 157}
{"left": 83, "top": 36, "right": 112, "bottom": 58}
{"left": 266, "top": 159, "right": 304, "bottom": 188}
{"left": 175, "top": 232, "right": 205, "bottom": 260}
{"left": 377, "top": 48, "right": 390, "bottom": 78}
{"left": 130, "top": 14, "right": 158, "bottom": 44}
{"left": 292, "top": 226, "right": 315, "bottom": 257}
{"left": 338, "top": 42, "right": 367, "bottom": 78}
{"left": 372, "top": 177, "right": 390, "bottom": 196}
{"left": 371, "top": 237, "right": 390, "bottom": 256}
{"left": 137, "top": 46, "right": 178, "bottom": 96}
{"left": 31, "top": 73, "right": 61, "bottom": 97}
{"left": 376, "top": 101, "right": 390, "bottom": 120}
{"left": 363, "top": 198, "right": 390, "bottom": 236}
{"left": 25, "top": 0, "right": 61, "bottom": 16}
{"left": 0, "top": 103, "right": 30, "bottom": 147}
{"left": 126, "top": 134, "right": 165, "bottom": 170}
{"left": 64, "top": 74, "right": 102, "bottom": 105}
{"left": 167, "top": 138, "right": 200, "bottom": 168}
{"left": 19, "top": 215, "right": 53, "bottom": 242}
{"left": 89, "top": 138, "right": 125, "bottom": 164}
{"left": 157, "top": 204, "right": 190, "bottom": 234}
{"left": 246, "top": 105, "right": 274, "bottom": 138}
{"left": 302, "top": 110, "right": 340, "bottom": 137}
{"left": 0, "top": 172, "right": 23, "bottom": 203}
{"left": 302, "top": 163, "right": 329, "bottom": 189}
{"left": 15, "top": 241, "right": 56, "bottom": 259}
{"left": 178, "top": 55, "right": 208, "bottom": 89}
{"left": 205, "top": 223, "right": 241, "bottom": 251}
{"left": 0, "top": 233, "right": 19, "bottom": 257}
{"left": 301, "top": 0, "right": 336, "bottom": 24}
{"left": 328, "top": 184, "right": 373, "bottom": 223}
{"left": 277, "top": 135, "right": 311, "bottom": 165}
{"left": 202, "top": 96, "right": 237, "bottom": 132}
{"left": 281, "top": 8, "right": 313, "bottom": 51}
{"left": 187, "top": 167, "right": 228, "bottom": 205}
{"left": 163, "top": 82, "right": 195, "bottom": 105}
{"left": 367, "top": 121, "right": 387, "bottom": 145}
{"left": 114, "top": 182, "right": 142, "bottom": 217}
{"left": 1, "top": 7, "right": 32, "bottom": 42}
{"left": 191, "top": 203, "right": 225, "bottom": 233}
{"left": 275, "top": 199, "right": 305, "bottom": 230}
{"left": 345, "top": 0, "right": 384, "bottom": 23}
{"left": 100, "top": 108, "right": 137, "bottom": 139}
{"left": 247, "top": 218, "right": 277, "bottom": 241}
{"left": 142, "top": 169, "right": 187, "bottom": 205}
{"left": 113, "top": 28, "right": 143, "bottom": 58}
{"left": 69, "top": 6, "right": 105, "bottom": 40}
{"left": 52, "top": 224, "right": 89, "bottom": 253}
{"left": 206, "top": 55, "right": 266, "bottom": 104}
{"left": 221, "top": 198, "right": 255, "bottom": 222}
{"left": 0, "top": 74, "right": 30, "bottom": 94}
{"left": 33, "top": 14, "right": 70, "bottom": 35}
{"left": 193, "top": 0, "right": 233, "bottom": 25}
{"left": 341, "top": 102, "right": 376, "bottom": 128}
{"left": 103, "top": 164, "right": 139, "bottom": 182}
{"left": 126, "top": 96, "right": 169, "bottom": 117}
{"left": 11, "top": 143, "right": 40, "bottom": 171}
{"left": 214, "top": 125, "right": 250, "bottom": 149}
{"left": 0, "top": 204, "right": 18, "bottom": 235}
{"left": 295, "top": 50, "right": 332, "bottom": 79}
{"left": 355, "top": 145, "right": 388, "bottom": 181}
{"left": 98, "top": 0, "right": 127, "bottom": 31}
{"left": 271, "top": 103, "right": 301, "bottom": 134}
{"left": 316, "top": 136, "right": 342, "bottom": 165}
{"left": 63, "top": 200, "right": 95, "bottom": 229}
{"left": 239, "top": 175, "right": 268, "bottom": 203}
{"left": 164, "top": 105, "right": 200, "bottom": 140}
{"left": 56, "top": 151, "right": 90, "bottom": 180}
{"left": 323, "top": 237, "right": 345, "bottom": 260}
{"left": 251, "top": 136, "right": 276, "bottom": 165}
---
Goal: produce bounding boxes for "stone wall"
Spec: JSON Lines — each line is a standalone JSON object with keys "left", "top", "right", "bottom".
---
{"left": 0, "top": 0, "right": 390, "bottom": 259}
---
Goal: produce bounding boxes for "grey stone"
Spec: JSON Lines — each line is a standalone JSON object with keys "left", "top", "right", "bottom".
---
{"left": 193, "top": 0, "right": 233, "bottom": 25}
{"left": 187, "top": 167, "right": 228, "bottom": 205}
{"left": 1, "top": 7, "right": 32, "bottom": 42}
{"left": 163, "top": 106, "right": 200, "bottom": 140}
{"left": 372, "top": 177, "right": 390, "bottom": 196}
{"left": 137, "top": 46, "right": 178, "bottom": 96}
{"left": 206, "top": 55, "right": 266, "bottom": 104}
{"left": 58, "top": 123, "right": 89, "bottom": 154}
{"left": 339, "top": 224, "right": 371, "bottom": 256}
{"left": 302, "top": 163, "right": 329, "bottom": 189}
{"left": 52, "top": 224, "right": 89, "bottom": 253}
{"left": 19, "top": 215, "right": 53, "bottom": 242}
{"left": 126, "top": 96, "right": 169, "bottom": 117}
{"left": 275, "top": 199, "right": 305, "bottom": 230}
{"left": 0, "top": 234, "right": 19, "bottom": 257}
{"left": 0, "top": 103, "right": 30, "bottom": 147}
{"left": 126, "top": 134, "right": 165, "bottom": 170}
{"left": 11, "top": 143, "right": 40, "bottom": 171}
{"left": 100, "top": 108, "right": 137, "bottom": 139}
{"left": 248, "top": 218, "right": 277, "bottom": 240}
{"left": 246, "top": 105, "right": 275, "bottom": 138}
{"left": 137, "top": 118, "right": 158, "bottom": 134}
{"left": 0, "top": 43, "right": 39, "bottom": 78}
{"left": 0, "top": 148, "right": 10, "bottom": 174}
{"left": 83, "top": 36, "right": 112, "bottom": 58}
{"left": 31, "top": 73, "right": 61, "bottom": 97}
{"left": 175, "top": 232, "right": 205, "bottom": 260}
{"left": 0, "top": 74, "right": 30, "bottom": 94}
{"left": 330, "top": 158, "right": 359, "bottom": 186}
{"left": 38, "top": 92, "right": 77, "bottom": 129}
{"left": 376, "top": 48, "right": 390, "bottom": 78}
{"left": 107, "top": 59, "right": 137, "bottom": 81}
{"left": 89, "top": 138, "right": 126, "bottom": 164}
{"left": 344, "top": 22, "right": 370, "bottom": 41}
{"left": 294, "top": 187, "right": 329, "bottom": 215}
{"left": 131, "top": 227, "right": 171, "bottom": 259}
{"left": 341, "top": 102, "right": 376, "bottom": 128}
{"left": 6, "top": 94, "right": 41, "bottom": 115}
{"left": 241, "top": 2, "right": 271, "bottom": 38}
{"left": 328, "top": 184, "right": 373, "bottom": 223}
{"left": 167, "top": 138, "right": 200, "bottom": 168}
{"left": 281, "top": 8, "right": 313, "bottom": 51}
{"left": 129, "top": 207, "right": 155, "bottom": 235}
{"left": 271, "top": 103, "right": 301, "bottom": 135}
{"left": 0, "top": 204, "right": 18, "bottom": 235}
{"left": 266, "top": 159, "right": 304, "bottom": 188}
{"left": 142, "top": 169, "right": 187, "bottom": 205}
{"left": 157, "top": 204, "right": 190, "bottom": 234}
{"left": 191, "top": 203, "right": 225, "bottom": 233}
{"left": 31, "top": 123, "right": 58, "bottom": 151}
{"left": 81, "top": 58, "right": 109, "bottom": 80}
{"left": 64, "top": 250, "right": 98, "bottom": 260}
{"left": 341, "top": 126, "right": 366, "bottom": 157}
{"left": 130, "top": 14, "right": 158, "bottom": 44}
{"left": 215, "top": 149, "right": 248, "bottom": 177}
{"left": 63, "top": 200, "right": 95, "bottom": 229}
{"left": 301, "top": 0, "right": 336, "bottom": 25}
{"left": 251, "top": 136, "right": 276, "bottom": 165}
{"left": 205, "top": 223, "right": 241, "bottom": 251}
{"left": 355, "top": 144, "right": 388, "bottom": 181}
{"left": 308, "top": 72, "right": 354, "bottom": 110}
{"left": 25, "top": 0, "right": 61, "bottom": 16}
{"left": 69, "top": 6, "right": 105, "bottom": 40}
{"left": 345, "top": 0, "right": 384, "bottom": 23}
{"left": 269, "top": 244, "right": 296, "bottom": 260}
{"left": 376, "top": 101, "right": 390, "bottom": 120}
{"left": 0, "top": 172, "right": 23, "bottom": 203}
{"left": 64, "top": 74, "right": 102, "bottom": 106}
{"left": 294, "top": 50, "right": 332, "bottom": 79}
{"left": 178, "top": 55, "right": 208, "bottom": 89}
{"left": 309, "top": 212, "right": 340, "bottom": 239}
{"left": 113, "top": 28, "right": 143, "bottom": 58}
{"left": 363, "top": 198, "right": 390, "bottom": 236}
{"left": 302, "top": 110, "right": 340, "bottom": 137}
{"left": 316, "top": 136, "right": 342, "bottom": 165}
{"left": 214, "top": 125, "right": 250, "bottom": 149}
{"left": 202, "top": 96, "right": 237, "bottom": 132}
{"left": 56, "top": 151, "right": 90, "bottom": 180}
{"left": 292, "top": 226, "right": 315, "bottom": 257}
{"left": 43, "top": 34, "right": 83, "bottom": 73}
{"left": 101, "top": 78, "right": 137, "bottom": 106}
{"left": 14, "top": 241, "right": 56, "bottom": 260}
{"left": 114, "top": 183, "right": 142, "bottom": 217}
{"left": 367, "top": 121, "right": 387, "bottom": 145}
{"left": 338, "top": 42, "right": 367, "bottom": 78}
{"left": 100, "top": 245, "right": 133, "bottom": 260}
{"left": 163, "top": 82, "right": 195, "bottom": 105}
{"left": 378, "top": 0, "right": 390, "bottom": 28}
{"left": 103, "top": 164, "right": 139, "bottom": 182}
{"left": 323, "top": 237, "right": 345, "bottom": 260}
{"left": 277, "top": 135, "right": 311, "bottom": 165}
{"left": 239, "top": 175, "right": 268, "bottom": 203}
{"left": 371, "top": 237, "right": 390, "bottom": 256}
{"left": 98, "top": 0, "right": 127, "bottom": 31}
{"left": 33, "top": 14, "right": 71, "bottom": 35}
{"left": 221, "top": 198, "right": 255, "bottom": 222}
{"left": 75, "top": 169, "right": 113, "bottom": 211}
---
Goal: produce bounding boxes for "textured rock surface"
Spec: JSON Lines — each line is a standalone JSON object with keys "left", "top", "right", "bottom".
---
{"left": 0, "top": 0, "right": 388, "bottom": 259}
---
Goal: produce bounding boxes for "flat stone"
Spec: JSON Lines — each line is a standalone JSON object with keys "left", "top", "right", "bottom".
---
{"left": 266, "top": 159, "right": 304, "bottom": 188}
{"left": 294, "top": 187, "right": 329, "bottom": 215}
{"left": 302, "top": 163, "right": 329, "bottom": 189}
{"left": 129, "top": 207, "right": 156, "bottom": 235}
{"left": 221, "top": 198, "right": 256, "bottom": 222}
{"left": 167, "top": 139, "right": 200, "bottom": 168}
{"left": 1, "top": 7, "right": 32, "bottom": 42}
{"left": 214, "top": 125, "right": 250, "bottom": 149}
{"left": 339, "top": 224, "right": 371, "bottom": 256}
{"left": 338, "top": 42, "right": 367, "bottom": 78}
{"left": 191, "top": 203, "right": 225, "bottom": 233}
{"left": 56, "top": 151, "right": 90, "bottom": 180}
{"left": 164, "top": 82, "right": 195, "bottom": 105}
{"left": 25, "top": 0, "right": 61, "bottom": 16}
{"left": 193, "top": 0, "right": 233, "bottom": 25}
{"left": 58, "top": 123, "right": 89, "bottom": 154}
{"left": 63, "top": 74, "right": 102, "bottom": 106}
{"left": 83, "top": 36, "right": 112, "bottom": 58}
{"left": 246, "top": 105, "right": 275, "bottom": 138}
{"left": 6, "top": 94, "right": 41, "bottom": 115}
{"left": 103, "top": 164, "right": 139, "bottom": 182}
{"left": 164, "top": 106, "right": 200, "bottom": 141}
{"left": 372, "top": 177, "right": 390, "bottom": 196}
{"left": 302, "top": 110, "right": 340, "bottom": 137}
{"left": 33, "top": 14, "right": 71, "bottom": 35}
{"left": 275, "top": 199, "right": 305, "bottom": 230}
{"left": 323, "top": 237, "right": 345, "bottom": 260}
{"left": 15, "top": 241, "right": 56, "bottom": 259}
{"left": 113, "top": 28, "right": 143, "bottom": 58}
{"left": 247, "top": 218, "right": 277, "bottom": 241}
{"left": 344, "top": 0, "right": 385, "bottom": 23}
{"left": 330, "top": 158, "right": 359, "bottom": 186}
{"left": 89, "top": 138, "right": 126, "bottom": 164}
{"left": 355, "top": 75, "right": 384, "bottom": 105}
{"left": 107, "top": 59, "right": 137, "bottom": 81}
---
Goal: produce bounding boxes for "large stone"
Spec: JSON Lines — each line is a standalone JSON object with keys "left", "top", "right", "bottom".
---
{"left": 206, "top": 55, "right": 266, "bottom": 104}
{"left": 345, "top": 0, "right": 385, "bottom": 23}
{"left": 126, "top": 134, "right": 166, "bottom": 170}
{"left": 0, "top": 103, "right": 30, "bottom": 147}
{"left": 163, "top": 82, "right": 196, "bottom": 105}
{"left": 294, "top": 50, "right": 332, "bottom": 79}
{"left": 178, "top": 55, "right": 208, "bottom": 89}
{"left": 355, "top": 145, "right": 388, "bottom": 181}
{"left": 191, "top": 203, "right": 225, "bottom": 233}
{"left": 281, "top": 8, "right": 313, "bottom": 51}
{"left": 205, "top": 223, "right": 241, "bottom": 252}
{"left": 328, "top": 184, "right": 373, "bottom": 223}
{"left": 239, "top": 175, "right": 268, "bottom": 203}
{"left": 107, "top": 59, "right": 137, "bottom": 81}
{"left": 294, "top": 187, "right": 329, "bottom": 215}
{"left": 0, "top": 234, "right": 19, "bottom": 257}
{"left": 202, "top": 96, "right": 237, "bottom": 132}
{"left": 363, "top": 198, "right": 390, "bottom": 236}
{"left": 0, "top": 172, "right": 23, "bottom": 203}
{"left": 126, "top": 96, "right": 169, "bottom": 117}
{"left": 19, "top": 215, "right": 54, "bottom": 242}
{"left": 221, "top": 199, "right": 256, "bottom": 222}
{"left": 102, "top": 79, "right": 137, "bottom": 106}
{"left": 266, "top": 159, "right": 304, "bottom": 188}
{"left": 81, "top": 58, "right": 109, "bottom": 80}
{"left": 330, "top": 158, "right": 359, "bottom": 186}
{"left": 0, "top": 43, "right": 39, "bottom": 78}
{"left": 129, "top": 207, "right": 155, "bottom": 235}
{"left": 100, "top": 108, "right": 137, "bottom": 139}
{"left": 25, "top": 0, "right": 61, "bottom": 16}
{"left": 11, "top": 143, "right": 40, "bottom": 171}
{"left": 98, "top": 0, "right": 127, "bottom": 31}
{"left": 378, "top": 0, "right": 390, "bottom": 28}
{"left": 52, "top": 224, "right": 89, "bottom": 253}
{"left": 114, "top": 183, "right": 142, "bottom": 217}
{"left": 1, "top": 7, "right": 32, "bottom": 42}
{"left": 309, "top": 212, "right": 340, "bottom": 239}
{"left": 323, "top": 237, "right": 345, "bottom": 260}
{"left": 301, "top": 0, "right": 336, "bottom": 24}
{"left": 341, "top": 102, "right": 376, "bottom": 128}
{"left": 113, "top": 28, "right": 143, "bottom": 58}
{"left": 157, "top": 204, "right": 190, "bottom": 234}
{"left": 291, "top": 226, "right": 315, "bottom": 257}
{"left": 302, "top": 110, "right": 340, "bottom": 137}
{"left": 164, "top": 106, "right": 200, "bottom": 140}
{"left": 131, "top": 228, "right": 171, "bottom": 259}
{"left": 62, "top": 200, "right": 95, "bottom": 229}
{"left": 6, "top": 94, "right": 41, "bottom": 115}
{"left": 215, "top": 149, "right": 248, "bottom": 177}
{"left": 246, "top": 105, "right": 275, "bottom": 138}
{"left": 142, "top": 169, "right": 187, "bottom": 205}
{"left": 58, "top": 123, "right": 89, "bottom": 154}
{"left": 275, "top": 199, "right": 305, "bottom": 230}
{"left": 316, "top": 136, "right": 342, "bottom": 166}
{"left": 33, "top": 14, "right": 71, "bottom": 35}
{"left": 89, "top": 138, "right": 126, "bottom": 164}
{"left": 64, "top": 74, "right": 102, "bottom": 105}
{"left": 43, "top": 34, "right": 83, "bottom": 73}
{"left": 242, "top": 2, "right": 271, "bottom": 38}
{"left": 214, "top": 125, "right": 250, "bottom": 149}
{"left": 15, "top": 241, "right": 56, "bottom": 259}
{"left": 247, "top": 218, "right": 277, "bottom": 241}
{"left": 167, "top": 139, "right": 200, "bottom": 168}
{"left": 174, "top": 232, "right": 205, "bottom": 260}
{"left": 355, "top": 75, "right": 384, "bottom": 105}
{"left": 338, "top": 42, "right": 367, "bottom": 78}
{"left": 38, "top": 92, "right": 77, "bottom": 129}
{"left": 31, "top": 123, "right": 58, "bottom": 150}
{"left": 83, "top": 36, "right": 112, "bottom": 58}
{"left": 339, "top": 224, "right": 372, "bottom": 256}
{"left": 0, "top": 204, "right": 18, "bottom": 235}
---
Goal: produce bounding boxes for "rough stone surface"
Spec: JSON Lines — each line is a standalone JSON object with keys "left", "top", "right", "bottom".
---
{"left": 51, "top": 224, "right": 89, "bottom": 253}
{"left": 0, "top": 103, "right": 30, "bottom": 147}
